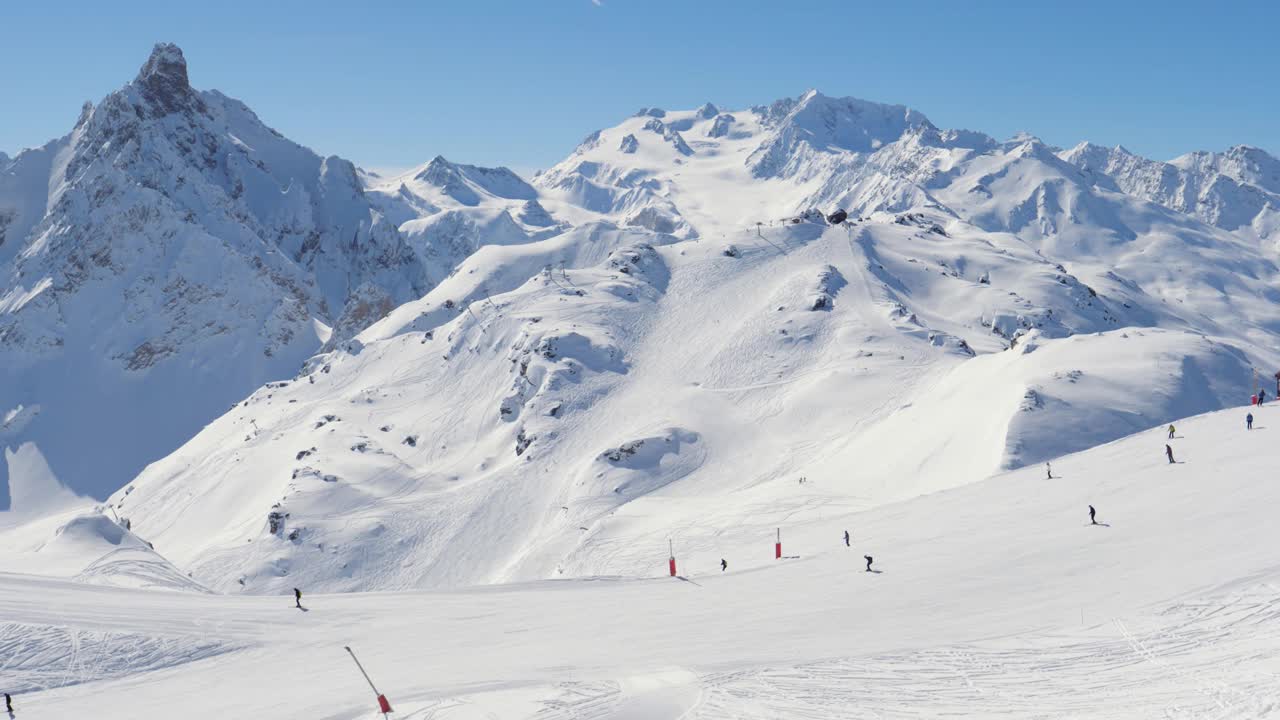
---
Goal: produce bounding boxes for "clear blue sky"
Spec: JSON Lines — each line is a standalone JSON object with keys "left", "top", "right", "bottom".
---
{"left": 2, "top": 0, "right": 1276, "bottom": 174}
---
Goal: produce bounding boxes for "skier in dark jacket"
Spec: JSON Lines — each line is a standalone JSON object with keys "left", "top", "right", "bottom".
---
{"left": 720, "top": 558, "right": 727, "bottom": 572}
{"left": 1089, "top": 505, "right": 1097, "bottom": 525}
{"left": 5, "top": 692, "right": 12, "bottom": 714}
{"left": 843, "top": 530, "right": 850, "bottom": 547}
{"left": 1166, "top": 444, "right": 1175, "bottom": 464}
{"left": 864, "top": 555, "right": 874, "bottom": 572}
{"left": 1261, "top": 388, "right": 1268, "bottom": 404}
{"left": 294, "top": 587, "right": 302, "bottom": 609}
{"left": 1247, "top": 413, "right": 1254, "bottom": 430}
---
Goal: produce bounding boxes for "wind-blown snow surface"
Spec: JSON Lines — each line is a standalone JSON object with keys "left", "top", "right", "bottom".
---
{"left": 6, "top": 406, "right": 1280, "bottom": 718}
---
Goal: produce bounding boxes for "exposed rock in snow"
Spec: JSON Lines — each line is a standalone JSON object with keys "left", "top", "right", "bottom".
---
{"left": 708, "top": 113, "right": 735, "bottom": 138}
{"left": 0, "top": 43, "right": 430, "bottom": 503}
{"left": 1062, "top": 141, "right": 1280, "bottom": 238}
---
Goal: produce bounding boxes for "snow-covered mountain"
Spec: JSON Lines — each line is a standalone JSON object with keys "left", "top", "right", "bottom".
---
{"left": 0, "top": 45, "right": 568, "bottom": 507}
{"left": 1063, "top": 141, "right": 1280, "bottom": 240}
{"left": 4, "top": 77, "right": 1279, "bottom": 598}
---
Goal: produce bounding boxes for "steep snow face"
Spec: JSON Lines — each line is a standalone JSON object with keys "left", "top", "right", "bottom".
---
{"left": 746, "top": 90, "right": 937, "bottom": 179}
{"left": 1062, "top": 142, "right": 1280, "bottom": 238}
{"left": 112, "top": 239, "right": 674, "bottom": 593}
{"left": 0, "top": 43, "right": 433, "bottom": 504}
{"left": 106, "top": 218, "right": 1269, "bottom": 595}
{"left": 362, "top": 155, "right": 575, "bottom": 295}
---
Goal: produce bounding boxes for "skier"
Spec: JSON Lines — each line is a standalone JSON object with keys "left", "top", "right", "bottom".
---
{"left": 1167, "top": 424, "right": 1175, "bottom": 439}
{"left": 843, "top": 530, "right": 850, "bottom": 547}
{"left": 720, "top": 558, "right": 727, "bottom": 572}
{"left": 1261, "top": 388, "right": 1269, "bottom": 404}
{"left": 864, "top": 555, "right": 874, "bottom": 572}
{"left": 1046, "top": 462, "right": 1053, "bottom": 479}
{"left": 1247, "top": 412, "right": 1254, "bottom": 430}
{"left": 4, "top": 692, "right": 11, "bottom": 714}
{"left": 1089, "top": 505, "right": 1097, "bottom": 525}
{"left": 294, "top": 587, "right": 302, "bottom": 609}
{"left": 1166, "top": 444, "right": 1175, "bottom": 464}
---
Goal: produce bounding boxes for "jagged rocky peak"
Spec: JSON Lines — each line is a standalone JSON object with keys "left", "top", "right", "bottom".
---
{"left": 134, "top": 42, "right": 197, "bottom": 115}
{"left": 75, "top": 100, "right": 95, "bottom": 127}
{"left": 760, "top": 89, "right": 933, "bottom": 144}
{"left": 415, "top": 155, "right": 459, "bottom": 184}
{"left": 696, "top": 102, "right": 720, "bottom": 119}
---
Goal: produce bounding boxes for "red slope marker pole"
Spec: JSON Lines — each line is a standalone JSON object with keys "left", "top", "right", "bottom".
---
{"left": 345, "top": 645, "right": 393, "bottom": 717}
{"left": 669, "top": 539, "right": 677, "bottom": 577}
{"left": 776, "top": 528, "right": 782, "bottom": 559}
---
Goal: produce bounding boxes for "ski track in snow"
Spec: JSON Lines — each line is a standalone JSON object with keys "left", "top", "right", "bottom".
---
{"left": 3, "top": 407, "right": 1280, "bottom": 718}
{"left": 0, "top": 622, "right": 234, "bottom": 695}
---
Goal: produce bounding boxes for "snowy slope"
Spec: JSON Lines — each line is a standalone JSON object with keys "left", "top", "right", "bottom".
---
{"left": 106, "top": 217, "right": 1264, "bottom": 595}
{"left": 6, "top": 67, "right": 1280, "bottom": 718}
{"left": 6, "top": 404, "right": 1280, "bottom": 718}
{"left": 7, "top": 78, "right": 1280, "bottom": 601}
{"left": 0, "top": 45, "right": 581, "bottom": 507}
{"left": 1063, "top": 141, "right": 1280, "bottom": 240}
{"left": 0, "top": 443, "right": 204, "bottom": 592}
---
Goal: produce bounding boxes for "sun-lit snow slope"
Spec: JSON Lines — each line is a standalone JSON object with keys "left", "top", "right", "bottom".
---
{"left": 0, "top": 43, "right": 434, "bottom": 507}
{"left": 536, "top": 92, "right": 1280, "bottom": 344}
{"left": 108, "top": 219, "right": 1259, "bottom": 595}
{"left": 361, "top": 155, "right": 581, "bottom": 281}
{"left": 1063, "top": 141, "right": 1280, "bottom": 240}
{"left": 6, "top": 404, "right": 1280, "bottom": 718}
{"left": 0, "top": 442, "right": 207, "bottom": 592}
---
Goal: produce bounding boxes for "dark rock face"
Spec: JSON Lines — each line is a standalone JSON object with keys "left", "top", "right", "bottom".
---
{"left": 135, "top": 43, "right": 198, "bottom": 116}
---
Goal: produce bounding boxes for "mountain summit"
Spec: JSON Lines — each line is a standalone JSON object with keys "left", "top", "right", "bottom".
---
{"left": 134, "top": 42, "right": 195, "bottom": 115}
{"left": 0, "top": 44, "right": 433, "bottom": 505}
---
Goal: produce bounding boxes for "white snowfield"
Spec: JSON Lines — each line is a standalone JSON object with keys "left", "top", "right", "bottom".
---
{"left": 82, "top": 218, "right": 1259, "bottom": 598}
{"left": 5, "top": 41, "right": 1280, "bottom": 718}
{"left": 3, "top": 405, "right": 1278, "bottom": 718}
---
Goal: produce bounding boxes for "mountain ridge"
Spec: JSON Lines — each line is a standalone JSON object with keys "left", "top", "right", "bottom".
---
{"left": 2, "top": 47, "right": 1278, "bottom": 597}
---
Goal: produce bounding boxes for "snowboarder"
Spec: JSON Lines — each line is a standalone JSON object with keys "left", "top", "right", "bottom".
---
{"left": 843, "top": 530, "right": 850, "bottom": 547}
{"left": 4, "top": 692, "right": 11, "bottom": 714}
{"left": 1167, "top": 424, "right": 1175, "bottom": 439}
{"left": 720, "top": 558, "right": 727, "bottom": 572}
{"left": 1247, "top": 412, "right": 1254, "bottom": 430}
{"left": 293, "top": 587, "right": 302, "bottom": 609}
{"left": 1046, "top": 462, "right": 1053, "bottom": 479}
{"left": 1089, "top": 505, "right": 1097, "bottom": 525}
{"left": 864, "top": 555, "right": 874, "bottom": 572}
{"left": 1166, "top": 444, "right": 1175, "bottom": 464}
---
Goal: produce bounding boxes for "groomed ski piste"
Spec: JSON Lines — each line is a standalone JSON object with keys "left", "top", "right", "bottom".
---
{"left": 3, "top": 403, "right": 1279, "bottom": 718}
